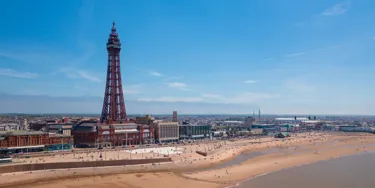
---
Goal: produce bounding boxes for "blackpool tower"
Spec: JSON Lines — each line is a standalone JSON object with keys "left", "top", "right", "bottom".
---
{"left": 100, "top": 22, "right": 126, "bottom": 123}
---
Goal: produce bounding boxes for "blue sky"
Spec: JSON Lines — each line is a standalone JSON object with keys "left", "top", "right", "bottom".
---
{"left": 1, "top": 0, "right": 375, "bottom": 115}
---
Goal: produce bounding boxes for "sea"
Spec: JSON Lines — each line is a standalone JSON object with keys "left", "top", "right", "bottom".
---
{"left": 239, "top": 151, "right": 375, "bottom": 188}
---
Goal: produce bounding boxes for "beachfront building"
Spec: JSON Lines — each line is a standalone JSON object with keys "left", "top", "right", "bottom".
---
{"left": 110, "top": 123, "right": 154, "bottom": 146}
{"left": 45, "top": 133, "right": 74, "bottom": 151}
{"left": 152, "top": 121, "right": 179, "bottom": 143}
{"left": 0, "top": 130, "right": 74, "bottom": 153}
{"left": 72, "top": 120, "right": 155, "bottom": 147}
{"left": 279, "top": 124, "right": 300, "bottom": 132}
{"left": 179, "top": 124, "right": 211, "bottom": 140}
{"left": 135, "top": 115, "right": 154, "bottom": 125}
{"left": 252, "top": 124, "right": 278, "bottom": 134}
{"left": 48, "top": 123, "right": 73, "bottom": 136}
{"left": 72, "top": 120, "right": 98, "bottom": 147}
{"left": 250, "top": 128, "right": 264, "bottom": 136}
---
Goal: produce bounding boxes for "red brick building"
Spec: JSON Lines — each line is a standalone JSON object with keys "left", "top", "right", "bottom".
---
{"left": 72, "top": 121, "right": 154, "bottom": 147}
{"left": 110, "top": 123, "right": 154, "bottom": 146}
{"left": 0, "top": 131, "right": 74, "bottom": 153}
{"left": 71, "top": 121, "right": 98, "bottom": 147}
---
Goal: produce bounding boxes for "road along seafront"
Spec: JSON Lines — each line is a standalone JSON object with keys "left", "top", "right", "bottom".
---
{"left": 1, "top": 132, "right": 375, "bottom": 188}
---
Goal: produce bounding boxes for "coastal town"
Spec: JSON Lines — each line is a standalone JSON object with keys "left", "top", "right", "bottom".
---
{"left": 1, "top": 1, "right": 375, "bottom": 187}
{"left": 1, "top": 120, "right": 375, "bottom": 188}
{"left": 1, "top": 113, "right": 375, "bottom": 154}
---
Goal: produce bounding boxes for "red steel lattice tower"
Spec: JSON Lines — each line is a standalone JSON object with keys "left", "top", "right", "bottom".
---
{"left": 100, "top": 22, "right": 126, "bottom": 123}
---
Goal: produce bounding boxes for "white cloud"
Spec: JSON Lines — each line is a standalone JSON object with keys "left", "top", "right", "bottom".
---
{"left": 0, "top": 68, "right": 38, "bottom": 79}
{"left": 76, "top": 71, "right": 101, "bottom": 82}
{"left": 202, "top": 93, "right": 226, "bottom": 100}
{"left": 283, "top": 78, "right": 316, "bottom": 93}
{"left": 167, "top": 82, "right": 189, "bottom": 91}
{"left": 139, "top": 92, "right": 279, "bottom": 104}
{"left": 0, "top": 50, "right": 69, "bottom": 65}
{"left": 150, "top": 71, "right": 162, "bottom": 77}
{"left": 0, "top": 40, "right": 96, "bottom": 67}
{"left": 227, "top": 92, "right": 280, "bottom": 104}
{"left": 123, "top": 84, "right": 143, "bottom": 95}
{"left": 313, "top": 45, "right": 341, "bottom": 52}
{"left": 164, "top": 76, "right": 183, "bottom": 80}
{"left": 321, "top": 1, "right": 349, "bottom": 16}
{"left": 206, "top": 92, "right": 279, "bottom": 104}
{"left": 168, "top": 82, "right": 186, "bottom": 87}
{"left": 138, "top": 97, "right": 203, "bottom": 103}
{"left": 244, "top": 80, "right": 258, "bottom": 84}
{"left": 282, "top": 45, "right": 340, "bottom": 59}
{"left": 58, "top": 68, "right": 101, "bottom": 82}
{"left": 285, "top": 52, "right": 306, "bottom": 58}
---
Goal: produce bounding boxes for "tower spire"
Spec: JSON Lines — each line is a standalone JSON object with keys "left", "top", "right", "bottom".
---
{"left": 111, "top": 21, "right": 116, "bottom": 33}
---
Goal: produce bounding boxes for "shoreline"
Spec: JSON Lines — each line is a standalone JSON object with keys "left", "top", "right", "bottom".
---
{"left": 180, "top": 133, "right": 375, "bottom": 187}
{"left": 1, "top": 132, "right": 374, "bottom": 188}
{"left": 223, "top": 150, "right": 375, "bottom": 188}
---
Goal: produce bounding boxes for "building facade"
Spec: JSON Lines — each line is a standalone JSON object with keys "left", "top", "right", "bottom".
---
{"left": 110, "top": 123, "right": 154, "bottom": 146}
{"left": 172, "top": 111, "right": 178, "bottom": 122}
{"left": 29, "top": 122, "right": 47, "bottom": 131}
{"left": 250, "top": 128, "right": 264, "bottom": 135}
{"left": 179, "top": 124, "right": 211, "bottom": 140}
{"left": 72, "top": 121, "right": 154, "bottom": 147}
{"left": 153, "top": 121, "right": 179, "bottom": 143}
{"left": 0, "top": 131, "right": 74, "bottom": 153}
{"left": 72, "top": 121, "right": 98, "bottom": 147}
{"left": 244, "top": 116, "right": 255, "bottom": 127}
{"left": 135, "top": 115, "right": 154, "bottom": 125}
{"left": 48, "top": 124, "right": 72, "bottom": 136}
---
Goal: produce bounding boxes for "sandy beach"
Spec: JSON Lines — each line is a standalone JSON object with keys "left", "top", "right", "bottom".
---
{"left": 1, "top": 132, "right": 375, "bottom": 188}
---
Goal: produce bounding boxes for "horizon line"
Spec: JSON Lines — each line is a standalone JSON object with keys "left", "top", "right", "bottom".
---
{"left": 1, "top": 113, "right": 374, "bottom": 116}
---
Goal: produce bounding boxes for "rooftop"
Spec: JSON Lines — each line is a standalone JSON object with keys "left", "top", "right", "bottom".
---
{"left": 0, "top": 130, "right": 47, "bottom": 136}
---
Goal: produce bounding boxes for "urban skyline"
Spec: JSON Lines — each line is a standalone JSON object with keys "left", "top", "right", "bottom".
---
{"left": 1, "top": 0, "right": 375, "bottom": 115}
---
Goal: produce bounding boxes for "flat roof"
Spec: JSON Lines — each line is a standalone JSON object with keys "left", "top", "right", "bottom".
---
{"left": 275, "top": 118, "right": 309, "bottom": 121}
{"left": 0, "top": 131, "right": 47, "bottom": 136}
{"left": 222, "top": 121, "right": 243, "bottom": 123}
{"left": 7, "top": 145, "right": 45, "bottom": 150}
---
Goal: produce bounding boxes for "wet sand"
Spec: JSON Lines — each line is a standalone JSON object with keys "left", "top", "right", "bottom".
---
{"left": 240, "top": 151, "right": 375, "bottom": 188}
{"left": 1, "top": 132, "right": 375, "bottom": 188}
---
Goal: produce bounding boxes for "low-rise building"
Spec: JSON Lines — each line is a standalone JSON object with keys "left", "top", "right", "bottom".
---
{"left": 179, "top": 124, "right": 211, "bottom": 140}
{"left": 71, "top": 121, "right": 98, "bottom": 147}
{"left": 29, "top": 122, "right": 47, "bottom": 131}
{"left": 250, "top": 128, "right": 264, "bottom": 135}
{"left": 135, "top": 115, "right": 154, "bottom": 125}
{"left": 72, "top": 121, "right": 154, "bottom": 147}
{"left": 0, "top": 130, "right": 74, "bottom": 153}
{"left": 48, "top": 123, "right": 73, "bottom": 136}
{"left": 110, "top": 123, "right": 154, "bottom": 146}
